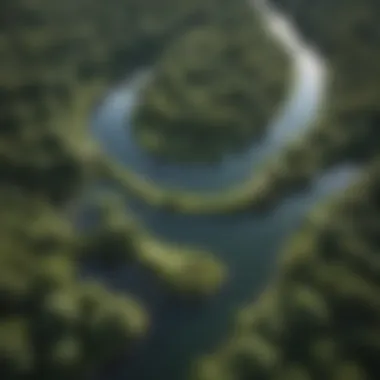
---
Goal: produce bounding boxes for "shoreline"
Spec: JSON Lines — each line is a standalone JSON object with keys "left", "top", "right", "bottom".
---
{"left": 80, "top": 191, "right": 228, "bottom": 297}
{"left": 92, "top": 0, "right": 328, "bottom": 215}
{"left": 191, "top": 159, "right": 379, "bottom": 380}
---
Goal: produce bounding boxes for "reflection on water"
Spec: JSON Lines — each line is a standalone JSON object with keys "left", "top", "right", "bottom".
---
{"left": 91, "top": 0, "right": 327, "bottom": 192}
{"left": 83, "top": 163, "right": 360, "bottom": 380}
{"left": 83, "top": 2, "right": 360, "bottom": 380}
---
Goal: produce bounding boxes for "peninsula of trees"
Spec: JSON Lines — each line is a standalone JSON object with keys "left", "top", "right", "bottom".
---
{"left": 132, "top": 1, "right": 290, "bottom": 161}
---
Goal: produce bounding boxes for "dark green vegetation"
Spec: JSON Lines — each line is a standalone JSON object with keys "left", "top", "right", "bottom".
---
{"left": 193, "top": 159, "right": 380, "bottom": 380}
{"left": 132, "top": 2, "right": 290, "bottom": 161}
{"left": 241, "top": 0, "right": 380, "bottom": 207}
{"left": 1, "top": 0, "right": 380, "bottom": 380}
{"left": 0, "top": 190, "right": 149, "bottom": 379}
{"left": 83, "top": 194, "right": 226, "bottom": 296}
{"left": 0, "top": 0, "right": 229, "bottom": 378}
{"left": 191, "top": 0, "right": 380, "bottom": 379}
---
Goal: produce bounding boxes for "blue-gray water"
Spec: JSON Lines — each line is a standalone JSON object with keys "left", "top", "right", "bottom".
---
{"left": 90, "top": 0, "right": 327, "bottom": 192}
{"left": 81, "top": 2, "right": 361, "bottom": 379}
{"left": 83, "top": 165, "right": 359, "bottom": 380}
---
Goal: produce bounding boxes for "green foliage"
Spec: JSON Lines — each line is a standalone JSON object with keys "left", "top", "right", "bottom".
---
{"left": 277, "top": 365, "right": 312, "bottom": 380}
{"left": 228, "top": 334, "right": 281, "bottom": 376}
{"left": 0, "top": 319, "right": 33, "bottom": 377}
{"left": 133, "top": 2, "right": 290, "bottom": 161}
{"left": 1, "top": 0, "right": 380, "bottom": 380}
{"left": 193, "top": 355, "right": 237, "bottom": 380}
{"left": 78, "top": 282, "right": 149, "bottom": 360}
{"left": 0, "top": 190, "right": 150, "bottom": 378}
{"left": 135, "top": 236, "right": 227, "bottom": 296}
{"left": 193, "top": 159, "right": 380, "bottom": 380}
{"left": 242, "top": 0, "right": 380, "bottom": 206}
{"left": 0, "top": 1, "right": 231, "bottom": 377}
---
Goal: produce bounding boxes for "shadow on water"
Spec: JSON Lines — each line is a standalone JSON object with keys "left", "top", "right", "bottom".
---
{"left": 90, "top": 0, "right": 327, "bottom": 193}
{"left": 80, "top": 164, "right": 360, "bottom": 380}
{"left": 79, "top": 2, "right": 360, "bottom": 380}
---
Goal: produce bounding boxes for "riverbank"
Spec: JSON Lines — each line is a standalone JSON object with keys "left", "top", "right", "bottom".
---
{"left": 0, "top": 0, "right": 236, "bottom": 378}
{"left": 226, "top": 0, "right": 380, "bottom": 209}
{"left": 192, "top": 159, "right": 380, "bottom": 380}
{"left": 0, "top": 188, "right": 151, "bottom": 379}
{"left": 94, "top": 153, "right": 295, "bottom": 214}
{"left": 49, "top": 44, "right": 228, "bottom": 300}
{"left": 92, "top": 0, "right": 328, "bottom": 215}
{"left": 131, "top": 1, "right": 291, "bottom": 162}
{"left": 81, "top": 192, "right": 227, "bottom": 297}
{"left": 4, "top": 1, "right": 377, "bottom": 380}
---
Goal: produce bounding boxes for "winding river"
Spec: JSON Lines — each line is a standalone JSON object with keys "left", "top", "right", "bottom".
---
{"left": 92, "top": 0, "right": 327, "bottom": 191}
{"left": 83, "top": 1, "right": 361, "bottom": 379}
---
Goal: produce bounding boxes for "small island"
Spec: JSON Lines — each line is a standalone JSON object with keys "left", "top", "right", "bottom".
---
{"left": 83, "top": 192, "right": 227, "bottom": 297}
{"left": 132, "top": 2, "right": 291, "bottom": 162}
{"left": 135, "top": 236, "right": 227, "bottom": 297}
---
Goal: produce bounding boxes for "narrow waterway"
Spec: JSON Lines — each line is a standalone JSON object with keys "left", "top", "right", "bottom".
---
{"left": 82, "top": 1, "right": 361, "bottom": 380}
{"left": 91, "top": 0, "right": 327, "bottom": 191}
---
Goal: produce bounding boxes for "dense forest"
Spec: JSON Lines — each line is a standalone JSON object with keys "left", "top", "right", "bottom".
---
{"left": 239, "top": 0, "right": 380, "bottom": 205}
{"left": 0, "top": 0, "right": 379, "bottom": 379}
{"left": 192, "top": 0, "right": 380, "bottom": 379}
{"left": 193, "top": 161, "right": 380, "bottom": 380}
{"left": 96, "top": 0, "right": 380, "bottom": 214}
{"left": 0, "top": 0, "right": 231, "bottom": 377}
{"left": 131, "top": 1, "right": 290, "bottom": 161}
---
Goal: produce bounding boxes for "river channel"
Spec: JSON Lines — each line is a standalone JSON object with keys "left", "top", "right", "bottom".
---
{"left": 82, "top": 1, "right": 361, "bottom": 379}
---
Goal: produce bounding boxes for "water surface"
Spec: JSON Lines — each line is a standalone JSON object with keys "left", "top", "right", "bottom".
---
{"left": 83, "top": 2, "right": 360, "bottom": 379}
{"left": 91, "top": 0, "right": 327, "bottom": 192}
